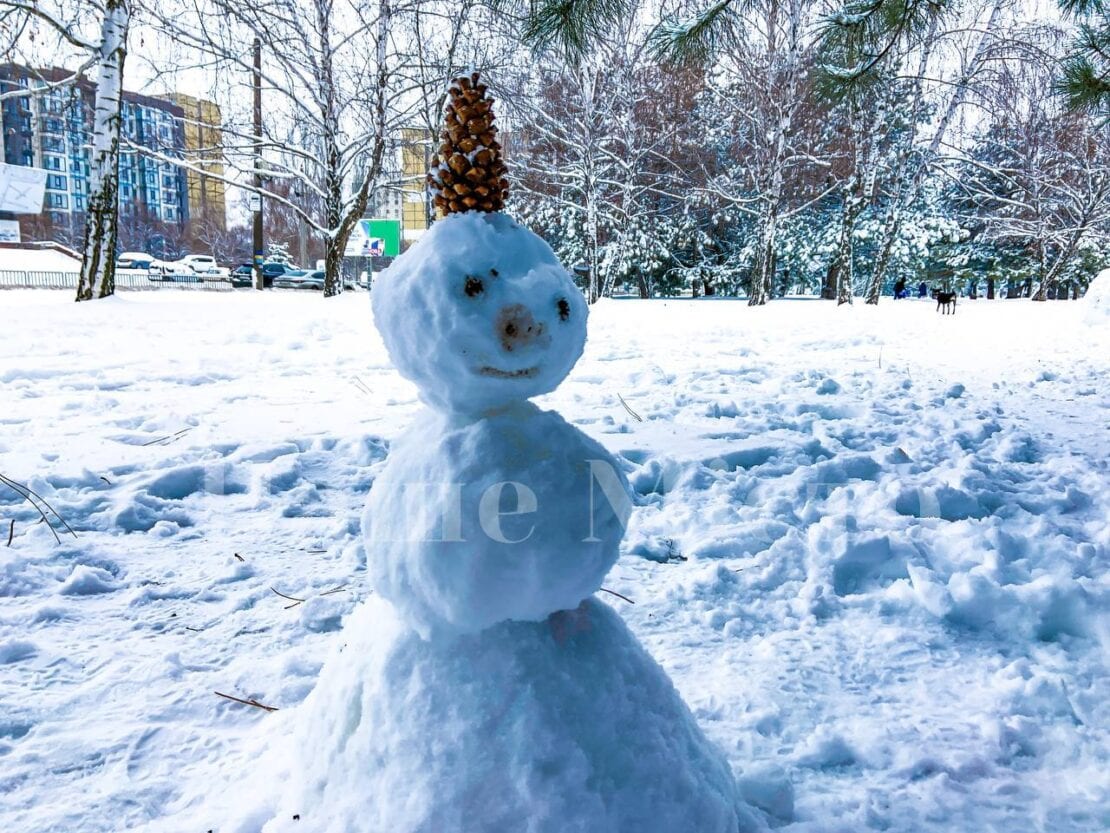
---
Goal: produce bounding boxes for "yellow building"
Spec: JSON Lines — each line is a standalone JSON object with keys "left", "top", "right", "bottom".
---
{"left": 399, "top": 126, "right": 432, "bottom": 239}
{"left": 168, "top": 93, "right": 226, "bottom": 231}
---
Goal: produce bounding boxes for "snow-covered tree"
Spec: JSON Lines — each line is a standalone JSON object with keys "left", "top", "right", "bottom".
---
{"left": 506, "top": 24, "right": 698, "bottom": 302}
{"left": 945, "top": 25, "right": 1110, "bottom": 301}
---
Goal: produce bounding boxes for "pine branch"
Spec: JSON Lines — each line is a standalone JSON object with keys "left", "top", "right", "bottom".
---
{"left": 520, "top": 0, "right": 638, "bottom": 61}
{"left": 817, "top": 0, "right": 950, "bottom": 90}
{"left": 649, "top": 0, "right": 736, "bottom": 66}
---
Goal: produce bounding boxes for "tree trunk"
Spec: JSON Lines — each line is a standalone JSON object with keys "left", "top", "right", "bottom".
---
{"left": 75, "top": 0, "right": 129, "bottom": 302}
{"left": 586, "top": 176, "right": 600, "bottom": 304}
{"left": 867, "top": 215, "right": 901, "bottom": 304}
{"left": 986, "top": 275, "right": 995, "bottom": 299}
{"left": 834, "top": 169, "right": 865, "bottom": 306}
{"left": 821, "top": 262, "right": 837, "bottom": 300}
{"left": 748, "top": 215, "right": 775, "bottom": 306}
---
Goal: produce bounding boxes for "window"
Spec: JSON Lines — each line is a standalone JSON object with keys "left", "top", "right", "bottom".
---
{"left": 46, "top": 193, "right": 68, "bottom": 209}
{"left": 43, "top": 155, "right": 63, "bottom": 171}
{"left": 74, "top": 196, "right": 86, "bottom": 211}
{"left": 164, "top": 207, "right": 176, "bottom": 221}
{"left": 47, "top": 174, "right": 67, "bottom": 190}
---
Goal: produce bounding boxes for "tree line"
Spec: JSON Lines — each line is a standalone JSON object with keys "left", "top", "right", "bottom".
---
{"left": 0, "top": 0, "right": 1107, "bottom": 303}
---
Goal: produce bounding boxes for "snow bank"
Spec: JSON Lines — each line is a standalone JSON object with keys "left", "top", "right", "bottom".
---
{"left": 0, "top": 246, "right": 80, "bottom": 272}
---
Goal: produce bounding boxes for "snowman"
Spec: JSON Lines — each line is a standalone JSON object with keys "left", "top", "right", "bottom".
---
{"left": 253, "top": 74, "right": 758, "bottom": 833}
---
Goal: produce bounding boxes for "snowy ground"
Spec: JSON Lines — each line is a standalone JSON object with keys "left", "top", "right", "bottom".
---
{"left": 1, "top": 289, "right": 1107, "bottom": 832}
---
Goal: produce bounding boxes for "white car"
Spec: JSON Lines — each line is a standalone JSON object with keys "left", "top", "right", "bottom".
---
{"left": 175, "top": 254, "right": 217, "bottom": 273}
{"left": 174, "top": 254, "right": 231, "bottom": 281}
{"left": 148, "top": 259, "right": 200, "bottom": 282}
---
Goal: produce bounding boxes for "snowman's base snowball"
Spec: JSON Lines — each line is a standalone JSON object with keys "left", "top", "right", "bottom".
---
{"left": 1084, "top": 268, "right": 1110, "bottom": 324}
{"left": 254, "top": 597, "right": 758, "bottom": 833}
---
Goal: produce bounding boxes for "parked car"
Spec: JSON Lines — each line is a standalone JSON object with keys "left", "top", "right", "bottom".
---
{"left": 229, "top": 262, "right": 296, "bottom": 288}
{"left": 117, "top": 251, "right": 156, "bottom": 270}
{"left": 175, "top": 254, "right": 230, "bottom": 281}
{"left": 274, "top": 269, "right": 325, "bottom": 290}
{"left": 147, "top": 259, "right": 197, "bottom": 281}
{"left": 176, "top": 254, "right": 219, "bottom": 273}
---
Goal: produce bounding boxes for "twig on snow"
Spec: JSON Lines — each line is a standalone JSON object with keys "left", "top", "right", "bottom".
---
{"left": 214, "top": 691, "right": 279, "bottom": 712}
{"left": 6, "top": 519, "right": 13, "bottom": 546}
{"left": 140, "top": 427, "right": 194, "bottom": 447}
{"left": 0, "top": 473, "right": 78, "bottom": 544}
{"left": 617, "top": 393, "right": 644, "bottom": 423}
{"left": 600, "top": 587, "right": 635, "bottom": 604}
{"left": 271, "top": 586, "right": 306, "bottom": 609}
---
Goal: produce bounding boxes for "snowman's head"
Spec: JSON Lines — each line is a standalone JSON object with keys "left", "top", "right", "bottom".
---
{"left": 372, "top": 212, "right": 588, "bottom": 415}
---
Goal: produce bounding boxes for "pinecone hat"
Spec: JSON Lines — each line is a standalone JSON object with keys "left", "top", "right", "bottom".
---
{"left": 428, "top": 72, "right": 509, "bottom": 215}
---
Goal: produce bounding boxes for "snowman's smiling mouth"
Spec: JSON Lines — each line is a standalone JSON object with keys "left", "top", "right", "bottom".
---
{"left": 477, "top": 365, "right": 540, "bottom": 379}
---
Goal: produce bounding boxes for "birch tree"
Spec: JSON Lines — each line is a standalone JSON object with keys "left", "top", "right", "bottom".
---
{"left": 0, "top": 0, "right": 131, "bottom": 301}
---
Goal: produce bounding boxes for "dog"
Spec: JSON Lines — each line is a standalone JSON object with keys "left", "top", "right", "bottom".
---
{"left": 934, "top": 290, "right": 957, "bottom": 315}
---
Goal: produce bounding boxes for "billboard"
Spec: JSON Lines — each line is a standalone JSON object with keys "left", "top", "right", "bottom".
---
{"left": 345, "top": 218, "right": 401, "bottom": 258}
{"left": 0, "top": 219, "right": 19, "bottom": 243}
{"left": 0, "top": 162, "right": 47, "bottom": 214}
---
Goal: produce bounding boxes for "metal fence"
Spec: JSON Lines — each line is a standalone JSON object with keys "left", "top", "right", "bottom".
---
{"left": 0, "top": 269, "right": 234, "bottom": 291}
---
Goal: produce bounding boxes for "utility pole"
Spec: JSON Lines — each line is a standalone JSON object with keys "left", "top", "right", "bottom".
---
{"left": 298, "top": 213, "right": 308, "bottom": 268}
{"left": 252, "top": 37, "right": 264, "bottom": 290}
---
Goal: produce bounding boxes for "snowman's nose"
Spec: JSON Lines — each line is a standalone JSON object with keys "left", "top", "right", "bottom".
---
{"left": 496, "top": 304, "right": 545, "bottom": 352}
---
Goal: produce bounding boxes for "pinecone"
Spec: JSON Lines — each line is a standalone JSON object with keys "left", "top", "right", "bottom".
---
{"left": 427, "top": 72, "right": 509, "bottom": 215}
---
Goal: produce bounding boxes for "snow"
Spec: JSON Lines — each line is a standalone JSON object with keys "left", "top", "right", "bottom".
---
{"left": 325, "top": 209, "right": 736, "bottom": 831}
{"left": 237, "top": 597, "right": 752, "bottom": 833}
{"left": 371, "top": 211, "right": 588, "bottom": 415}
{"left": 366, "top": 214, "right": 617, "bottom": 634}
{"left": 0, "top": 290, "right": 1107, "bottom": 832}
{"left": 364, "top": 403, "right": 630, "bottom": 635}
{"left": 1085, "top": 268, "right": 1110, "bottom": 323}
{"left": 0, "top": 247, "right": 81, "bottom": 272}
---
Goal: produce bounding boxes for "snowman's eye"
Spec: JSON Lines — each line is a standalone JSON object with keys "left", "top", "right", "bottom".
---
{"left": 464, "top": 276, "right": 484, "bottom": 297}
{"left": 557, "top": 298, "right": 570, "bottom": 321}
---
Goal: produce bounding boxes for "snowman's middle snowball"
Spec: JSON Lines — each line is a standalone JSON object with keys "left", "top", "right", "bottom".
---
{"left": 362, "top": 403, "right": 631, "bottom": 636}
